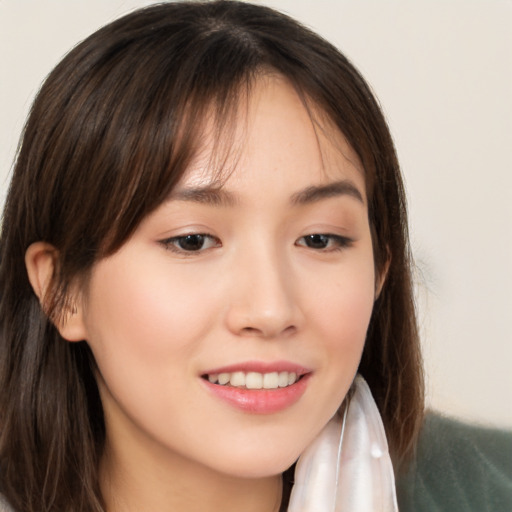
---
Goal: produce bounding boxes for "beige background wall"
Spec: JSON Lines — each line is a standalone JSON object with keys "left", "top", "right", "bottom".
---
{"left": 1, "top": 0, "right": 511, "bottom": 428}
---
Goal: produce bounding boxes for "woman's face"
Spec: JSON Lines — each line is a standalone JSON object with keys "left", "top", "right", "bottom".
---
{"left": 76, "top": 75, "right": 378, "bottom": 479}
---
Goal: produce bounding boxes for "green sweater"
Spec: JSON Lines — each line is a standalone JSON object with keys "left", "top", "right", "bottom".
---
{"left": 397, "top": 414, "right": 512, "bottom": 512}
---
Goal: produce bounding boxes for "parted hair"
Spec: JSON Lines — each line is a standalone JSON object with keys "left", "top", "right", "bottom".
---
{"left": 0, "top": 1, "right": 423, "bottom": 510}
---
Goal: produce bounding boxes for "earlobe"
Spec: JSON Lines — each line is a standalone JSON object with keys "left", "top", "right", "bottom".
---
{"left": 25, "top": 242, "right": 87, "bottom": 342}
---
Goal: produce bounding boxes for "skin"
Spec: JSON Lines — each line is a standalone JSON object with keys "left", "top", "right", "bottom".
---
{"left": 26, "top": 75, "right": 382, "bottom": 511}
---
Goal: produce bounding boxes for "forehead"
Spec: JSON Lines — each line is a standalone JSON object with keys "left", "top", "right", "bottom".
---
{"left": 176, "top": 74, "right": 366, "bottom": 201}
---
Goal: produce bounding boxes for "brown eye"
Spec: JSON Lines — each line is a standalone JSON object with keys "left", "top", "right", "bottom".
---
{"left": 296, "top": 234, "right": 353, "bottom": 251}
{"left": 303, "top": 234, "right": 330, "bottom": 249}
{"left": 177, "top": 235, "right": 208, "bottom": 251}
{"left": 161, "top": 234, "right": 221, "bottom": 253}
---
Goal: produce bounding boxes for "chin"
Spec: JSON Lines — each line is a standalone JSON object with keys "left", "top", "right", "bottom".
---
{"left": 205, "top": 441, "right": 303, "bottom": 480}
{"left": 221, "top": 459, "right": 297, "bottom": 480}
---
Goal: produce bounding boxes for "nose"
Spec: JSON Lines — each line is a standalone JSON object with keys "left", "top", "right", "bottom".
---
{"left": 225, "top": 245, "right": 302, "bottom": 339}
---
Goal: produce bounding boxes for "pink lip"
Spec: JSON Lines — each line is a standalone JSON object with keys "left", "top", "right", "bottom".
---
{"left": 200, "top": 361, "right": 312, "bottom": 414}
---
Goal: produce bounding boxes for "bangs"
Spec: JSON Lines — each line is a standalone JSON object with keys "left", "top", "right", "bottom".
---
{"left": 14, "top": 6, "right": 273, "bottom": 322}
{"left": 59, "top": 22, "right": 264, "bottom": 256}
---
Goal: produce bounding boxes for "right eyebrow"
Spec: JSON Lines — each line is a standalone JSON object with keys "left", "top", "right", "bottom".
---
{"left": 166, "top": 186, "right": 238, "bottom": 207}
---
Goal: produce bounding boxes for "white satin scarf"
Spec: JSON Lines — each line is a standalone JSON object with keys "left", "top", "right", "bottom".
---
{"left": 288, "top": 375, "right": 398, "bottom": 512}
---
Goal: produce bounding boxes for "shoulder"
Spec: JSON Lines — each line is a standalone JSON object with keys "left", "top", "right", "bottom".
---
{"left": 396, "top": 412, "right": 512, "bottom": 512}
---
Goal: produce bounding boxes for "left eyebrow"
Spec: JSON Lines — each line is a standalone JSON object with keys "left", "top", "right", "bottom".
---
{"left": 290, "top": 180, "right": 364, "bottom": 205}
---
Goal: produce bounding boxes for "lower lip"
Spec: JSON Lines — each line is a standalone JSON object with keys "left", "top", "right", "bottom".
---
{"left": 202, "top": 375, "right": 311, "bottom": 414}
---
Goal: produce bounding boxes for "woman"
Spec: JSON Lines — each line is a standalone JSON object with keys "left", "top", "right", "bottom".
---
{"left": 1, "top": 2, "right": 508, "bottom": 511}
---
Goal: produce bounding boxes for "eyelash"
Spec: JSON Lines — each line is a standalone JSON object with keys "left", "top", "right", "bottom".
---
{"left": 296, "top": 234, "right": 353, "bottom": 251}
{"left": 160, "top": 234, "right": 221, "bottom": 254}
{"left": 160, "top": 233, "right": 353, "bottom": 254}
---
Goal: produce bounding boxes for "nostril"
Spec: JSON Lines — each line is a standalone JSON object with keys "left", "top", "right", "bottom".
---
{"left": 239, "top": 324, "right": 297, "bottom": 338}
{"left": 282, "top": 325, "right": 297, "bottom": 336}
{"left": 241, "top": 327, "right": 261, "bottom": 335}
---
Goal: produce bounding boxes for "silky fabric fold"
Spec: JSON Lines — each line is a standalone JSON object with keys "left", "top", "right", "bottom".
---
{"left": 288, "top": 375, "right": 398, "bottom": 512}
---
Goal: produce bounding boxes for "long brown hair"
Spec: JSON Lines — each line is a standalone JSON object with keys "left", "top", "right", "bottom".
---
{"left": 0, "top": 1, "right": 423, "bottom": 510}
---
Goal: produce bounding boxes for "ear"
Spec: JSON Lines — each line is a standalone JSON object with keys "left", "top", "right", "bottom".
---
{"left": 25, "top": 241, "right": 87, "bottom": 342}
{"left": 375, "top": 252, "right": 391, "bottom": 300}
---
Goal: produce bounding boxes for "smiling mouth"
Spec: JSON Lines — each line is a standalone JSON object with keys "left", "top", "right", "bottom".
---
{"left": 202, "top": 371, "right": 302, "bottom": 390}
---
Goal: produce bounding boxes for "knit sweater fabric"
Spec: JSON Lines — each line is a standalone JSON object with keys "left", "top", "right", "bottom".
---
{"left": 397, "top": 414, "right": 512, "bottom": 512}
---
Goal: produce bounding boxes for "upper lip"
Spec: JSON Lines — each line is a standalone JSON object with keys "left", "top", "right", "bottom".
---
{"left": 202, "top": 360, "right": 312, "bottom": 376}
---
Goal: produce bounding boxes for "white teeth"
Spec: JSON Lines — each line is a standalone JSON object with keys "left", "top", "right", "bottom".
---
{"left": 206, "top": 370, "right": 300, "bottom": 389}
{"left": 263, "top": 372, "right": 279, "bottom": 389}
{"left": 246, "top": 372, "right": 263, "bottom": 389}
{"left": 218, "top": 373, "right": 230, "bottom": 385}
{"left": 278, "top": 371, "right": 289, "bottom": 388}
{"left": 230, "top": 371, "right": 246, "bottom": 387}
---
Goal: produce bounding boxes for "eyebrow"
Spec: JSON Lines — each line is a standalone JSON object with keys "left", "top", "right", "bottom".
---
{"left": 167, "top": 186, "right": 237, "bottom": 207}
{"left": 168, "top": 179, "right": 364, "bottom": 207}
{"left": 290, "top": 180, "right": 364, "bottom": 205}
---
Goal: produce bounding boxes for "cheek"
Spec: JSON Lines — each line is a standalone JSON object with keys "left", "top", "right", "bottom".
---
{"left": 329, "top": 280, "right": 375, "bottom": 343}
{"left": 80, "top": 256, "right": 218, "bottom": 430}
{"left": 80, "top": 257, "right": 226, "bottom": 422}
{"left": 304, "top": 251, "right": 376, "bottom": 410}
{"left": 308, "top": 254, "right": 376, "bottom": 343}
{"left": 83, "top": 256, "right": 218, "bottom": 361}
